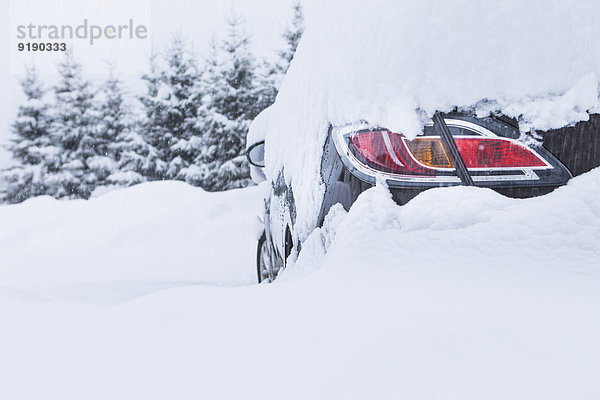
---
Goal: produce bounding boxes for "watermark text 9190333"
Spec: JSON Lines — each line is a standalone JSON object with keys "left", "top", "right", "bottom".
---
{"left": 18, "top": 42, "right": 67, "bottom": 52}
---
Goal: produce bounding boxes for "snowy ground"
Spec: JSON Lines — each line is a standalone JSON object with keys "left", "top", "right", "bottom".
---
{"left": 1, "top": 170, "right": 600, "bottom": 399}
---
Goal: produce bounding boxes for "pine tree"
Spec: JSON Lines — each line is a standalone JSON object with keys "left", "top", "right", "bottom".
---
{"left": 94, "top": 68, "right": 127, "bottom": 159}
{"left": 1, "top": 66, "right": 54, "bottom": 203}
{"left": 138, "top": 51, "right": 168, "bottom": 180}
{"left": 246, "top": 2, "right": 305, "bottom": 126}
{"left": 279, "top": 2, "right": 304, "bottom": 72}
{"left": 193, "top": 5, "right": 304, "bottom": 191}
{"left": 90, "top": 66, "right": 147, "bottom": 195}
{"left": 270, "top": 2, "right": 305, "bottom": 88}
{"left": 47, "top": 50, "right": 96, "bottom": 199}
{"left": 217, "top": 16, "right": 258, "bottom": 120}
{"left": 198, "top": 15, "right": 265, "bottom": 191}
{"left": 138, "top": 37, "right": 203, "bottom": 181}
{"left": 177, "top": 39, "right": 221, "bottom": 187}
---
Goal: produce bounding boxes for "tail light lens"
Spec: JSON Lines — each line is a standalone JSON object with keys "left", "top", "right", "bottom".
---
{"left": 350, "top": 131, "right": 550, "bottom": 174}
{"left": 333, "top": 120, "right": 556, "bottom": 184}
{"left": 454, "top": 138, "right": 548, "bottom": 168}
{"left": 404, "top": 138, "right": 453, "bottom": 168}
{"left": 348, "top": 130, "right": 438, "bottom": 176}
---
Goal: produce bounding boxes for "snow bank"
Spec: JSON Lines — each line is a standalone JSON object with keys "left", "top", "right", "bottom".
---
{"left": 0, "top": 181, "right": 262, "bottom": 301}
{"left": 249, "top": 0, "right": 600, "bottom": 239}
{"left": 1, "top": 170, "right": 599, "bottom": 399}
{"left": 289, "top": 167, "right": 600, "bottom": 283}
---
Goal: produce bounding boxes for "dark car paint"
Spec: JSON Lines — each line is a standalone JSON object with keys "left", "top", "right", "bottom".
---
{"left": 543, "top": 114, "right": 600, "bottom": 176}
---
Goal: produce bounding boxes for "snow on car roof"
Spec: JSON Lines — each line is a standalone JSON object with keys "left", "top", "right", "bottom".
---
{"left": 249, "top": 0, "right": 600, "bottom": 240}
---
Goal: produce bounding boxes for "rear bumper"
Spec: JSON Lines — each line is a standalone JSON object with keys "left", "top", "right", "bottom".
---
{"left": 388, "top": 184, "right": 562, "bottom": 206}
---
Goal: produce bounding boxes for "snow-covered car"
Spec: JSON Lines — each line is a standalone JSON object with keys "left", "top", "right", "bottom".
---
{"left": 247, "top": 112, "right": 578, "bottom": 283}
{"left": 244, "top": 0, "right": 600, "bottom": 284}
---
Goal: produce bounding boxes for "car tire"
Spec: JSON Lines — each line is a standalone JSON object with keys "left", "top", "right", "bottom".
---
{"left": 257, "top": 232, "right": 273, "bottom": 283}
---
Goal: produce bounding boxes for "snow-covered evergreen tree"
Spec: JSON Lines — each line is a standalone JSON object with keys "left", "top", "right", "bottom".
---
{"left": 82, "top": 66, "right": 121, "bottom": 193}
{"left": 279, "top": 2, "right": 304, "bottom": 72}
{"left": 90, "top": 66, "right": 147, "bottom": 195}
{"left": 0, "top": 66, "right": 54, "bottom": 203}
{"left": 177, "top": 39, "right": 221, "bottom": 186}
{"left": 198, "top": 16, "right": 264, "bottom": 191}
{"left": 270, "top": 2, "right": 305, "bottom": 88}
{"left": 47, "top": 50, "right": 97, "bottom": 199}
{"left": 138, "top": 51, "right": 168, "bottom": 180}
{"left": 192, "top": 5, "right": 303, "bottom": 191}
{"left": 139, "top": 37, "right": 203, "bottom": 181}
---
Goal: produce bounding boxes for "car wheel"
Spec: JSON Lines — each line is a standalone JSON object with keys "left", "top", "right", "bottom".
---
{"left": 257, "top": 232, "right": 275, "bottom": 283}
{"left": 284, "top": 227, "right": 294, "bottom": 265}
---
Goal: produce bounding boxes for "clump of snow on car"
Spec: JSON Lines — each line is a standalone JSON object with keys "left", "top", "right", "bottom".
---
{"left": 249, "top": 0, "right": 600, "bottom": 240}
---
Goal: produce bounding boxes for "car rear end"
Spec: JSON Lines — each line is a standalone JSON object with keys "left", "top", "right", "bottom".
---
{"left": 320, "top": 113, "right": 574, "bottom": 219}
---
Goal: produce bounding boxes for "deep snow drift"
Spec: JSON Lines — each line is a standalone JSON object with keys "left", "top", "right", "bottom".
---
{"left": 0, "top": 182, "right": 262, "bottom": 301}
{"left": 1, "top": 169, "right": 600, "bottom": 399}
{"left": 249, "top": 0, "right": 600, "bottom": 239}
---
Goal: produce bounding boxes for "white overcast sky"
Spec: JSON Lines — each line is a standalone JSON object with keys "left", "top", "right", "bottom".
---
{"left": 0, "top": 0, "right": 316, "bottom": 167}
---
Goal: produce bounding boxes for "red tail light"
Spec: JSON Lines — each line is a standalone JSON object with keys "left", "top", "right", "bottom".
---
{"left": 332, "top": 120, "right": 571, "bottom": 187}
{"left": 453, "top": 138, "right": 547, "bottom": 168}
{"left": 348, "top": 131, "right": 435, "bottom": 176}
{"left": 347, "top": 130, "right": 550, "bottom": 176}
